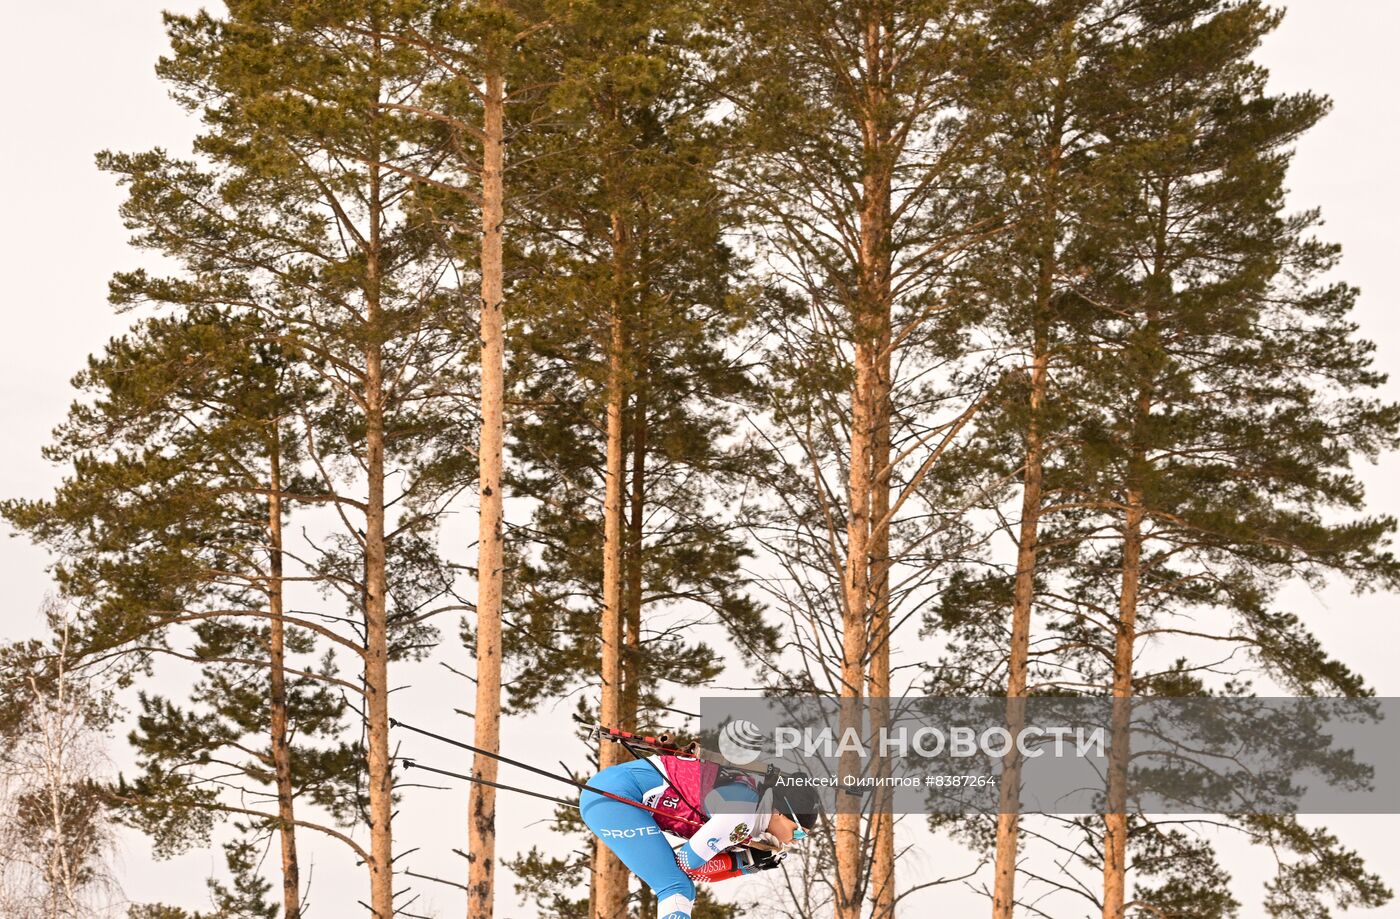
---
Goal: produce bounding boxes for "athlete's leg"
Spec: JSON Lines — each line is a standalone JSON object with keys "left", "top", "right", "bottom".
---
{"left": 581, "top": 764, "right": 697, "bottom": 919}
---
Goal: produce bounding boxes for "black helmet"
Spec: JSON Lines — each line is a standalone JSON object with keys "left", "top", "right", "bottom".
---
{"left": 775, "top": 781, "right": 821, "bottom": 831}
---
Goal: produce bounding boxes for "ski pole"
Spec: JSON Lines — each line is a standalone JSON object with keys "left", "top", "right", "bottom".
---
{"left": 390, "top": 718, "right": 705, "bottom": 827}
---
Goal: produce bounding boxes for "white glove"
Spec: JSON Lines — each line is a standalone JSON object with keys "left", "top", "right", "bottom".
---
{"left": 748, "top": 831, "right": 782, "bottom": 851}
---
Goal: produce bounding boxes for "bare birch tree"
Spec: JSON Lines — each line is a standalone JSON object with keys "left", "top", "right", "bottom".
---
{"left": 0, "top": 603, "right": 117, "bottom": 919}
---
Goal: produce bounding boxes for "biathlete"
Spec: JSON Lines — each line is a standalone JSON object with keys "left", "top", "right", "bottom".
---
{"left": 580, "top": 754, "right": 820, "bottom": 919}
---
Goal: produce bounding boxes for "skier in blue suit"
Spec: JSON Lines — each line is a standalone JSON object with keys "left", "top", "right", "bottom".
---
{"left": 580, "top": 755, "right": 820, "bottom": 919}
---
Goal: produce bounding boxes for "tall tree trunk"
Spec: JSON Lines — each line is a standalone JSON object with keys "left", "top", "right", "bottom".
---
{"left": 623, "top": 243, "right": 650, "bottom": 919}
{"left": 868, "top": 303, "right": 895, "bottom": 919}
{"left": 836, "top": 13, "right": 891, "bottom": 919}
{"left": 363, "top": 82, "right": 396, "bottom": 917}
{"left": 594, "top": 211, "right": 631, "bottom": 919}
{"left": 623, "top": 386, "right": 646, "bottom": 734}
{"left": 364, "top": 357, "right": 393, "bottom": 919}
{"left": 267, "top": 434, "right": 302, "bottom": 919}
{"left": 468, "top": 53, "right": 507, "bottom": 919}
{"left": 37, "top": 625, "right": 81, "bottom": 917}
{"left": 991, "top": 191, "right": 1058, "bottom": 919}
{"left": 837, "top": 323, "right": 875, "bottom": 919}
{"left": 840, "top": 10, "right": 896, "bottom": 913}
{"left": 1102, "top": 485, "right": 1143, "bottom": 919}
{"left": 1104, "top": 192, "right": 1167, "bottom": 919}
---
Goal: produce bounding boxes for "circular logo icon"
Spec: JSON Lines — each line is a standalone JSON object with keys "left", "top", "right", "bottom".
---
{"left": 718, "top": 719, "right": 765, "bottom": 765}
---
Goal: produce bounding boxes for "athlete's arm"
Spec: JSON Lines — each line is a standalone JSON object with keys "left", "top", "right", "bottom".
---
{"left": 674, "top": 810, "right": 753, "bottom": 869}
{"left": 678, "top": 849, "right": 747, "bottom": 883}
{"left": 678, "top": 844, "right": 788, "bottom": 884}
{"left": 675, "top": 783, "right": 761, "bottom": 870}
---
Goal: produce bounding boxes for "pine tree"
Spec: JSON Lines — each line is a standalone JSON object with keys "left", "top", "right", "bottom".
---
{"left": 473, "top": 16, "right": 509, "bottom": 919}
{"left": 719, "top": 1, "right": 1004, "bottom": 914}
{"left": 943, "top": 2, "right": 1400, "bottom": 915}
{"left": 151, "top": 6, "right": 472, "bottom": 914}
{"left": 921, "top": 4, "right": 1400, "bottom": 915}
{"left": 970, "top": 7, "right": 1103, "bottom": 914}
{"left": 205, "top": 838, "right": 280, "bottom": 919}
{"left": 356, "top": 5, "right": 559, "bottom": 911}
{"left": 2, "top": 304, "right": 355, "bottom": 915}
{"left": 1078, "top": 4, "right": 1397, "bottom": 914}
{"left": 6, "top": 3, "right": 472, "bottom": 914}
{"left": 493, "top": 2, "right": 777, "bottom": 915}
{"left": 932, "top": 3, "right": 1202, "bottom": 914}
{"left": 129, "top": 837, "right": 279, "bottom": 919}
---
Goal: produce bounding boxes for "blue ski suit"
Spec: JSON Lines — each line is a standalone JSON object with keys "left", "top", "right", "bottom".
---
{"left": 580, "top": 758, "right": 770, "bottom": 919}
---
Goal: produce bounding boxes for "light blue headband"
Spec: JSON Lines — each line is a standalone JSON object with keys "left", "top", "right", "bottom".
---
{"left": 782, "top": 797, "right": 808, "bottom": 841}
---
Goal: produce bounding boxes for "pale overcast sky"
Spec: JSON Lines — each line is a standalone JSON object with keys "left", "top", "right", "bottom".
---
{"left": 3, "top": 2, "right": 1399, "bottom": 917}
